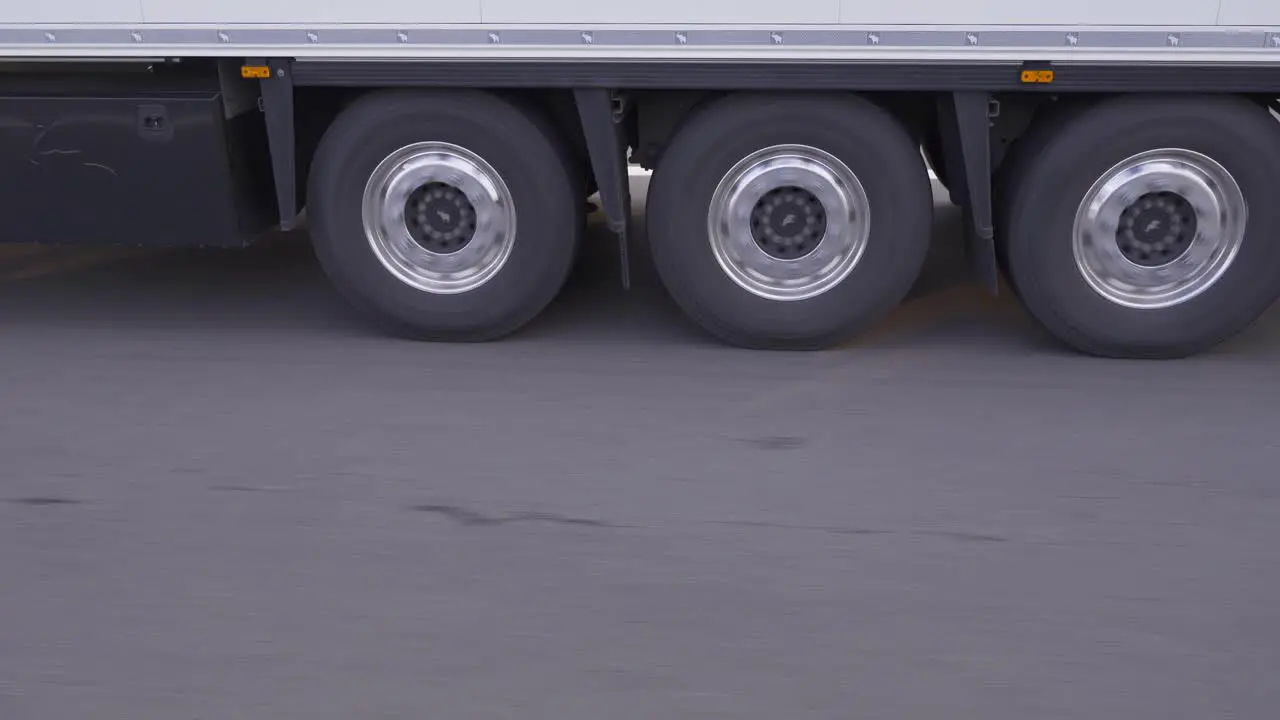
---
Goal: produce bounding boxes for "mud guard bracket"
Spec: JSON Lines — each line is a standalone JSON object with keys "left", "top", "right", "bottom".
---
{"left": 573, "top": 89, "right": 633, "bottom": 289}
{"left": 937, "top": 91, "right": 998, "bottom": 294}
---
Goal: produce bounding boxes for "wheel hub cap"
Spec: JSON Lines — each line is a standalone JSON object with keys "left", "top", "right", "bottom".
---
{"left": 1116, "top": 191, "right": 1196, "bottom": 267}
{"left": 406, "top": 182, "right": 478, "bottom": 253}
{"left": 707, "top": 144, "right": 870, "bottom": 302}
{"left": 1072, "top": 148, "right": 1245, "bottom": 310}
{"left": 750, "top": 186, "right": 828, "bottom": 259}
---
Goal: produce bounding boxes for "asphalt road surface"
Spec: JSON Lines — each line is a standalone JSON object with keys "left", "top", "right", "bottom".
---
{"left": 2, "top": 178, "right": 1278, "bottom": 720}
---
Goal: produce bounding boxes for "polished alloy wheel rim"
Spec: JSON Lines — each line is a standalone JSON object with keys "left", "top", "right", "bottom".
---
{"left": 707, "top": 144, "right": 871, "bottom": 301}
{"left": 1072, "top": 148, "right": 1245, "bottom": 309}
{"left": 362, "top": 142, "right": 516, "bottom": 295}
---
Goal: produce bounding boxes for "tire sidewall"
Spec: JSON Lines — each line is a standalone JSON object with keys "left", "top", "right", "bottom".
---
{"left": 309, "top": 92, "right": 581, "bottom": 338}
{"left": 1007, "top": 98, "right": 1280, "bottom": 355}
{"left": 648, "top": 94, "right": 934, "bottom": 346}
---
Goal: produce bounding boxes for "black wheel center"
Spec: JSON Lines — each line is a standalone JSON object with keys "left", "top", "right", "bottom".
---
{"left": 405, "top": 182, "right": 478, "bottom": 253}
{"left": 749, "top": 186, "right": 827, "bottom": 260}
{"left": 1115, "top": 191, "right": 1197, "bottom": 268}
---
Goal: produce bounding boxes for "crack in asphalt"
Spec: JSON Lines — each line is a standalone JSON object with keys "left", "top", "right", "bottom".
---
{"left": 411, "top": 506, "right": 1008, "bottom": 543}
{"left": 412, "top": 504, "right": 619, "bottom": 528}
{"left": 6, "top": 496, "right": 82, "bottom": 506}
{"left": 710, "top": 520, "right": 892, "bottom": 536}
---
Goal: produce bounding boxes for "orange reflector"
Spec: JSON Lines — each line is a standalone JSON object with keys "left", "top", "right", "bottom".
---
{"left": 1020, "top": 69, "right": 1055, "bottom": 84}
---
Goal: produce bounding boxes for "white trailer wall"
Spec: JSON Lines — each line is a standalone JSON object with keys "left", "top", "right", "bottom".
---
{"left": 7, "top": 0, "right": 141, "bottom": 23}
{"left": 0, "top": 0, "right": 1273, "bottom": 29}
{"left": 1, "top": 0, "right": 1277, "bottom": 60}
{"left": 840, "top": 0, "right": 1217, "bottom": 26}
{"left": 124, "top": 0, "right": 1238, "bottom": 26}
{"left": 481, "top": 0, "right": 835, "bottom": 25}
{"left": 141, "top": 1, "right": 482, "bottom": 24}
{"left": 1219, "top": 0, "right": 1280, "bottom": 25}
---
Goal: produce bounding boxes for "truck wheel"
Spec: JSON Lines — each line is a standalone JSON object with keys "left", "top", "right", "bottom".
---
{"left": 307, "top": 89, "right": 582, "bottom": 341}
{"left": 1002, "top": 95, "right": 1280, "bottom": 358}
{"left": 646, "top": 93, "right": 933, "bottom": 349}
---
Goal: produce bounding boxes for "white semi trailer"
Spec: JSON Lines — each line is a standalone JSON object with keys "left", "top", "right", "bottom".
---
{"left": 4, "top": 2, "right": 1280, "bottom": 357}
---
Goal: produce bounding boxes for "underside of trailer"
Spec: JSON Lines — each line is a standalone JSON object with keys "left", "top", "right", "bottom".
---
{"left": 4, "top": 1, "right": 1280, "bottom": 356}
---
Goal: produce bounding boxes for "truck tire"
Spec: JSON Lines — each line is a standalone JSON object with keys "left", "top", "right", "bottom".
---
{"left": 645, "top": 92, "right": 934, "bottom": 350}
{"left": 1001, "top": 95, "right": 1280, "bottom": 358}
{"left": 993, "top": 99, "right": 1093, "bottom": 304}
{"left": 307, "top": 89, "right": 583, "bottom": 341}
